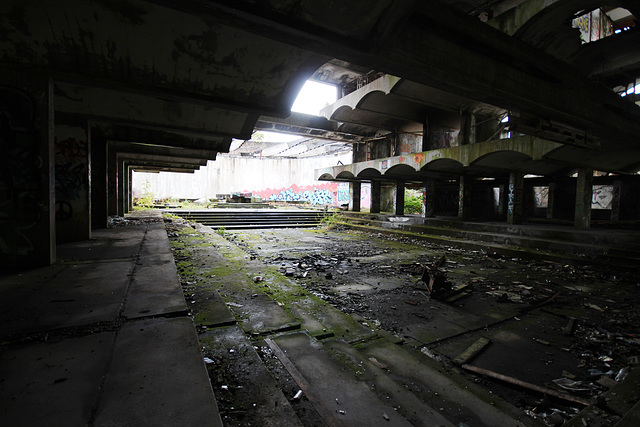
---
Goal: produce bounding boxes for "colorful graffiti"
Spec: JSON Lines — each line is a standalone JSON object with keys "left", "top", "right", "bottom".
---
{"left": 248, "top": 182, "right": 349, "bottom": 206}
{"left": 592, "top": 185, "right": 614, "bottom": 210}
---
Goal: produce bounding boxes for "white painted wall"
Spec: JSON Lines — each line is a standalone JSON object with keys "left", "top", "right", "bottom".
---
{"left": 132, "top": 152, "right": 351, "bottom": 199}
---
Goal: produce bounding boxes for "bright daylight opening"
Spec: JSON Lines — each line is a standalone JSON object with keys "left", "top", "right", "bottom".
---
{"left": 291, "top": 80, "right": 338, "bottom": 115}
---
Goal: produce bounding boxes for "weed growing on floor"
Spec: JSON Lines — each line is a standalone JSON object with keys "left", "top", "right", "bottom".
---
{"left": 319, "top": 212, "right": 343, "bottom": 230}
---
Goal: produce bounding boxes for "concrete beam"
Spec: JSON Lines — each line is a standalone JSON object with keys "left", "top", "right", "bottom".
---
{"left": 117, "top": 153, "right": 207, "bottom": 168}
{"left": 92, "top": 122, "right": 231, "bottom": 153}
{"left": 132, "top": 167, "right": 196, "bottom": 173}
{"left": 255, "top": 112, "right": 377, "bottom": 142}
{"left": 55, "top": 83, "right": 256, "bottom": 140}
{"left": 109, "top": 141, "right": 217, "bottom": 161}
{"left": 199, "top": 0, "right": 640, "bottom": 148}
{"left": 1, "top": 0, "right": 327, "bottom": 117}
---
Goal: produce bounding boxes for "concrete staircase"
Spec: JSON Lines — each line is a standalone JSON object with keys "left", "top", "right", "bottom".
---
{"left": 166, "top": 208, "right": 327, "bottom": 230}
{"left": 338, "top": 212, "right": 640, "bottom": 268}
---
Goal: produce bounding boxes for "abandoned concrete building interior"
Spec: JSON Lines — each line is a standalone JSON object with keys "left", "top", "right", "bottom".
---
{"left": 2, "top": 0, "right": 640, "bottom": 426}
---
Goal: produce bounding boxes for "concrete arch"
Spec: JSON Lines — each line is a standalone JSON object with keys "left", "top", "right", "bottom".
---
{"left": 422, "top": 158, "right": 464, "bottom": 174}
{"left": 471, "top": 150, "right": 533, "bottom": 169}
{"left": 336, "top": 171, "right": 355, "bottom": 179}
{"left": 384, "top": 163, "right": 417, "bottom": 177}
{"left": 357, "top": 167, "right": 382, "bottom": 179}
{"left": 318, "top": 173, "right": 335, "bottom": 181}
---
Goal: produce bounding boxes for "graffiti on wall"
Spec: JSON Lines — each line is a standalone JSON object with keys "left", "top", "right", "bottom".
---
{"left": 592, "top": 185, "right": 614, "bottom": 210}
{"left": 55, "top": 136, "right": 87, "bottom": 221}
{"left": 0, "top": 86, "right": 42, "bottom": 258}
{"left": 533, "top": 186, "right": 549, "bottom": 208}
{"left": 361, "top": 183, "right": 371, "bottom": 209}
{"left": 249, "top": 182, "right": 349, "bottom": 206}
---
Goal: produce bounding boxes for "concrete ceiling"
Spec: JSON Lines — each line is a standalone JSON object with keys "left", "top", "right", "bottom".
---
{"left": 2, "top": 0, "right": 639, "bottom": 173}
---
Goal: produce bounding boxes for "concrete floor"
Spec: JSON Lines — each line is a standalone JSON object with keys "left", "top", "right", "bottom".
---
{"left": 2, "top": 210, "right": 639, "bottom": 426}
{"left": 0, "top": 211, "right": 222, "bottom": 426}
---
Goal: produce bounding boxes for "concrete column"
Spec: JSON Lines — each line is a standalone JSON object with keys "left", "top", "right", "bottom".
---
{"left": 458, "top": 175, "right": 473, "bottom": 220}
{"left": 507, "top": 172, "right": 524, "bottom": 224}
{"left": 380, "top": 183, "right": 395, "bottom": 213}
{"left": 394, "top": 180, "right": 405, "bottom": 215}
{"left": 496, "top": 184, "right": 506, "bottom": 219}
{"left": 610, "top": 180, "right": 622, "bottom": 222}
{"left": 90, "top": 125, "right": 108, "bottom": 229}
{"left": 574, "top": 167, "right": 593, "bottom": 229}
{"left": 546, "top": 182, "right": 556, "bottom": 219}
{"left": 0, "top": 69, "right": 55, "bottom": 268}
{"left": 127, "top": 166, "right": 134, "bottom": 213}
{"left": 461, "top": 112, "right": 476, "bottom": 145}
{"left": 55, "top": 122, "right": 91, "bottom": 243}
{"left": 422, "top": 179, "right": 436, "bottom": 217}
{"left": 349, "top": 181, "right": 361, "bottom": 212}
{"left": 370, "top": 181, "right": 381, "bottom": 213}
{"left": 108, "top": 146, "right": 118, "bottom": 216}
{"left": 117, "top": 158, "right": 126, "bottom": 216}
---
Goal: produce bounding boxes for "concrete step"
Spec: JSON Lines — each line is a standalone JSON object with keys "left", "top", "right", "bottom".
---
{"left": 168, "top": 209, "right": 326, "bottom": 229}
{"left": 339, "top": 214, "right": 640, "bottom": 267}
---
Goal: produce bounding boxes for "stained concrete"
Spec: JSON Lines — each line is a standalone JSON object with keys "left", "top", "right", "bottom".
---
{"left": 0, "top": 211, "right": 221, "bottom": 426}
{"left": 273, "top": 331, "right": 416, "bottom": 426}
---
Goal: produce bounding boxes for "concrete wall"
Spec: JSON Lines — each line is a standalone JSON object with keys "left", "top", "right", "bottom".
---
{"left": 132, "top": 153, "right": 351, "bottom": 201}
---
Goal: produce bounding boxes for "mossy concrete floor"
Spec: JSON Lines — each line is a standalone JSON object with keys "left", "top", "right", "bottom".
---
{"left": 166, "top": 216, "right": 640, "bottom": 427}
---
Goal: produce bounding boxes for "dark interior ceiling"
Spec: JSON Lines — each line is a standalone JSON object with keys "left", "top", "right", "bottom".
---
{"left": 2, "top": 0, "right": 639, "bottom": 175}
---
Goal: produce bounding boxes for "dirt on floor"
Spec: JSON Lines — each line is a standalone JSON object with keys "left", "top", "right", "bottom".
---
{"left": 165, "top": 217, "right": 640, "bottom": 426}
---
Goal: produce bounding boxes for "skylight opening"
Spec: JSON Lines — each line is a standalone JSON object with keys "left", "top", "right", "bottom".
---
{"left": 291, "top": 80, "right": 338, "bottom": 116}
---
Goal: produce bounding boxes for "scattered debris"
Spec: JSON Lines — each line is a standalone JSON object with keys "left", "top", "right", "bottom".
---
{"left": 453, "top": 337, "right": 491, "bottom": 366}
{"left": 463, "top": 364, "right": 593, "bottom": 406}
{"left": 368, "top": 357, "right": 388, "bottom": 369}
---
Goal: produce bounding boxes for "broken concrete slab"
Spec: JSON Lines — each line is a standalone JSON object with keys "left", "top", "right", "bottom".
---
{"left": 0, "top": 332, "right": 114, "bottom": 426}
{"left": 199, "top": 325, "right": 303, "bottom": 426}
{"left": 123, "top": 253, "right": 187, "bottom": 319}
{"left": 191, "top": 289, "right": 237, "bottom": 328}
{"left": 356, "top": 337, "right": 536, "bottom": 426}
{"left": 228, "top": 292, "right": 301, "bottom": 336}
{"left": 0, "top": 260, "right": 131, "bottom": 337}
{"left": 273, "top": 331, "right": 413, "bottom": 426}
{"left": 94, "top": 317, "right": 222, "bottom": 426}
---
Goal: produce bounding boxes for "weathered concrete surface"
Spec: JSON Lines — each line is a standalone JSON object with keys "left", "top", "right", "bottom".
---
{"left": 274, "top": 331, "right": 416, "bottom": 426}
{"left": 0, "top": 211, "right": 221, "bottom": 426}
{"left": 199, "top": 325, "right": 303, "bottom": 426}
{"left": 94, "top": 317, "right": 221, "bottom": 427}
{"left": 0, "top": 260, "right": 130, "bottom": 337}
{"left": 0, "top": 332, "right": 114, "bottom": 427}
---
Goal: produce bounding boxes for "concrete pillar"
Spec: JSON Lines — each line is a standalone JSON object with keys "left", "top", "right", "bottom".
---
{"left": 370, "top": 181, "right": 381, "bottom": 213}
{"left": 0, "top": 69, "right": 55, "bottom": 268}
{"left": 108, "top": 146, "right": 118, "bottom": 216}
{"left": 458, "top": 175, "right": 473, "bottom": 220}
{"left": 394, "top": 180, "right": 405, "bottom": 215}
{"left": 55, "top": 122, "right": 91, "bottom": 243}
{"left": 461, "top": 112, "right": 476, "bottom": 145}
{"left": 610, "top": 180, "right": 622, "bottom": 222}
{"left": 90, "top": 125, "right": 108, "bottom": 229}
{"left": 574, "top": 167, "right": 593, "bottom": 229}
{"left": 349, "top": 181, "right": 361, "bottom": 212}
{"left": 380, "top": 183, "right": 395, "bottom": 213}
{"left": 546, "top": 182, "right": 556, "bottom": 219}
{"left": 117, "top": 158, "right": 126, "bottom": 216}
{"left": 127, "top": 167, "right": 134, "bottom": 213}
{"left": 496, "top": 184, "right": 506, "bottom": 219}
{"left": 507, "top": 172, "right": 524, "bottom": 224}
{"left": 422, "top": 179, "right": 436, "bottom": 217}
